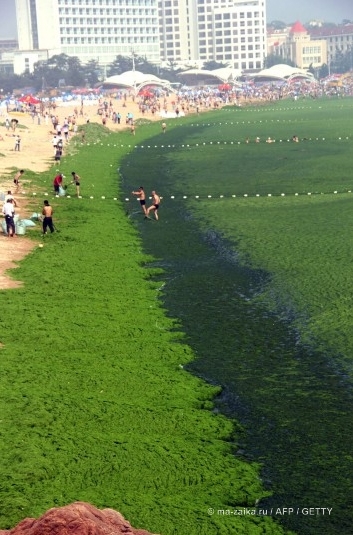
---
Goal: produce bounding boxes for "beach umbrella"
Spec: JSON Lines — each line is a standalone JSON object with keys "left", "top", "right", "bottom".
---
{"left": 18, "top": 95, "right": 41, "bottom": 104}
{"left": 218, "top": 83, "right": 231, "bottom": 91}
{"left": 139, "top": 89, "right": 154, "bottom": 98}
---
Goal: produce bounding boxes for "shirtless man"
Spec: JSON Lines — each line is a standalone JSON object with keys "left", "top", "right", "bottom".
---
{"left": 146, "top": 190, "right": 160, "bottom": 220}
{"left": 13, "top": 169, "right": 24, "bottom": 192}
{"left": 131, "top": 186, "right": 147, "bottom": 215}
{"left": 71, "top": 171, "right": 81, "bottom": 197}
{"left": 42, "top": 200, "right": 55, "bottom": 234}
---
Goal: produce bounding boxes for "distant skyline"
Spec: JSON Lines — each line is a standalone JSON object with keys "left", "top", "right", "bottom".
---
{"left": 267, "top": 0, "right": 352, "bottom": 24}
{"left": 0, "top": 0, "right": 352, "bottom": 39}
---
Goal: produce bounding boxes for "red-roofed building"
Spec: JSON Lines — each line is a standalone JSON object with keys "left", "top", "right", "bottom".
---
{"left": 291, "top": 21, "right": 307, "bottom": 34}
{"left": 267, "top": 21, "right": 327, "bottom": 70}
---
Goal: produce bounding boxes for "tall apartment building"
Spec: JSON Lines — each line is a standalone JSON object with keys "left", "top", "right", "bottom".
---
{"left": 15, "top": 0, "right": 267, "bottom": 72}
{"left": 15, "top": 0, "right": 160, "bottom": 66}
{"left": 159, "top": 0, "right": 267, "bottom": 70}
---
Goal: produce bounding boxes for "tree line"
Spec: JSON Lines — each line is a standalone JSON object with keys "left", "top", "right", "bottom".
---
{"left": 0, "top": 47, "right": 352, "bottom": 95}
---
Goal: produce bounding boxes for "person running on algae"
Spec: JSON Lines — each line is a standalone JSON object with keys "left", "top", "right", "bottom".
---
{"left": 146, "top": 190, "right": 161, "bottom": 220}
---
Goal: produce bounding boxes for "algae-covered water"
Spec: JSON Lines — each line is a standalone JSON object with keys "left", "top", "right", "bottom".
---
{"left": 122, "top": 181, "right": 353, "bottom": 535}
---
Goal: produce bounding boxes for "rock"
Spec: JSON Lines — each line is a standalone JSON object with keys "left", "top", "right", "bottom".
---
{"left": 0, "top": 501, "right": 158, "bottom": 535}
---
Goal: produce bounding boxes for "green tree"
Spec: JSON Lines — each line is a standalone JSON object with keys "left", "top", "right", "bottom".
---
{"left": 158, "top": 62, "right": 182, "bottom": 84}
{"left": 330, "top": 49, "right": 351, "bottom": 73}
{"left": 47, "top": 53, "right": 71, "bottom": 70}
{"left": 268, "top": 20, "right": 287, "bottom": 30}
{"left": 32, "top": 61, "right": 64, "bottom": 89}
{"left": 31, "top": 54, "right": 86, "bottom": 88}
{"left": 135, "top": 56, "right": 159, "bottom": 76}
{"left": 107, "top": 55, "right": 133, "bottom": 76}
{"left": 83, "top": 60, "right": 101, "bottom": 87}
{"left": 202, "top": 60, "right": 229, "bottom": 70}
{"left": 319, "top": 63, "right": 329, "bottom": 79}
{"left": 307, "top": 63, "right": 316, "bottom": 78}
{"left": 263, "top": 54, "right": 296, "bottom": 68}
{"left": 2, "top": 74, "right": 31, "bottom": 94}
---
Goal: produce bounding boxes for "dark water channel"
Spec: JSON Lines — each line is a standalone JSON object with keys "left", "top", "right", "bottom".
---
{"left": 124, "top": 186, "right": 353, "bottom": 534}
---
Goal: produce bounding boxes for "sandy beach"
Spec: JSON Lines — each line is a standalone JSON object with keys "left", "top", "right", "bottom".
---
{"left": 0, "top": 96, "right": 172, "bottom": 289}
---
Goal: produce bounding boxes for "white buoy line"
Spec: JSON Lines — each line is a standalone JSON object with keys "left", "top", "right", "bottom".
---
{"left": 30, "top": 190, "right": 352, "bottom": 201}
{"left": 123, "top": 190, "right": 352, "bottom": 201}
{"left": 83, "top": 136, "right": 351, "bottom": 153}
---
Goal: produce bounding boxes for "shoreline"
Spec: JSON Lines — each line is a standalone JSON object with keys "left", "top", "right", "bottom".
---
{"left": 0, "top": 94, "right": 197, "bottom": 289}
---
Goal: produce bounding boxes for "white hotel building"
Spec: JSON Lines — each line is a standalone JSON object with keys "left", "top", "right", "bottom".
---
{"left": 160, "top": 0, "right": 267, "bottom": 71}
{"left": 14, "top": 0, "right": 266, "bottom": 73}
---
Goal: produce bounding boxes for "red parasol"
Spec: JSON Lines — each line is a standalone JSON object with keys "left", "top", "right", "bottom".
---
{"left": 18, "top": 95, "right": 41, "bottom": 104}
{"left": 138, "top": 89, "right": 154, "bottom": 98}
{"left": 218, "top": 84, "right": 231, "bottom": 91}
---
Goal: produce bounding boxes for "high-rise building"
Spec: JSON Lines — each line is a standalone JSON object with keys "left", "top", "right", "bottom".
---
{"left": 15, "top": 0, "right": 61, "bottom": 51}
{"left": 14, "top": 0, "right": 267, "bottom": 71}
{"left": 15, "top": 0, "right": 160, "bottom": 66}
{"left": 159, "top": 0, "right": 267, "bottom": 70}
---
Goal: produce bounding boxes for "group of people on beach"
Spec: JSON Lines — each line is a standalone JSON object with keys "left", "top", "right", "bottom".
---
{"left": 1, "top": 169, "right": 24, "bottom": 237}
{"left": 1, "top": 166, "right": 81, "bottom": 238}
{"left": 2, "top": 190, "right": 17, "bottom": 237}
{"left": 53, "top": 171, "right": 81, "bottom": 197}
{"left": 132, "top": 187, "right": 161, "bottom": 220}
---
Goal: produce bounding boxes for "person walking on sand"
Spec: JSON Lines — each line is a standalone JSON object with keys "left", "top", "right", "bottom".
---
{"left": 2, "top": 198, "right": 16, "bottom": 237}
{"left": 13, "top": 169, "right": 24, "bottom": 192}
{"left": 10, "top": 118, "right": 18, "bottom": 132}
{"left": 42, "top": 200, "right": 55, "bottom": 234}
{"left": 132, "top": 186, "right": 147, "bottom": 215}
{"left": 14, "top": 135, "right": 21, "bottom": 151}
{"left": 146, "top": 190, "right": 160, "bottom": 220}
{"left": 71, "top": 171, "right": 81, "bottom": 197}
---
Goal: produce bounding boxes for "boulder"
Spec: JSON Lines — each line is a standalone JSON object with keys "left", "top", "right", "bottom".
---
{"left": 0, "top": 501, "right": 158, "bottom": 535}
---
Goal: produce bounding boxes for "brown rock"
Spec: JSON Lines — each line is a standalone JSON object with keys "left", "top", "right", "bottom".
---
{"left": 0, "top": 502, "right": 158, "bottom": 535}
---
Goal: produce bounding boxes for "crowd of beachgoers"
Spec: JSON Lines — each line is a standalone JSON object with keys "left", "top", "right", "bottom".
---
{"left": 1, "top": 73, "right": 353, "bottom": 119}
